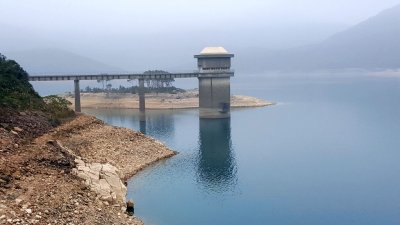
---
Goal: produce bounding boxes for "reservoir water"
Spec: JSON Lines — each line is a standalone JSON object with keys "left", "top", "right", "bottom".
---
{"left": 79, "top": 74, "right": 400, "bottom": 225}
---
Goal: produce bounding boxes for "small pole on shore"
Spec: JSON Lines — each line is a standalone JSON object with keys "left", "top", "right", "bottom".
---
{"left": 138, "top": 78, "right": 145, "bottom": 113}
{"left": 126, "top": 200, "right": 134, "bottom": 215}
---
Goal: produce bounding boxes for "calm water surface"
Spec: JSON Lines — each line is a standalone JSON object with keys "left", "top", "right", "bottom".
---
{"left": 84, "top": 74, "right": 400, "bottom": 225}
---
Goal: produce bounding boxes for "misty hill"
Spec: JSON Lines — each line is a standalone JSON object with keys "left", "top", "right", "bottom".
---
{"left": 1, "top": 20, "right": 348, "bottom": 72}
{"left": 4, "top": 49, "right": 124, "bottom": 75}
{"left": 237, "top": 4, "right": 400, "bottom": 72}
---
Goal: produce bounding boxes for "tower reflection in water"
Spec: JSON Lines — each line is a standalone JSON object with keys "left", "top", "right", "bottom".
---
{"left": 197, "top": 118, "right": 237, "bottom": 192}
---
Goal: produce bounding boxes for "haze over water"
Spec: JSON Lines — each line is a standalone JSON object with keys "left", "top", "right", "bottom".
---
{"left": 84, "top": 74, "right": 400, "bottom": 225}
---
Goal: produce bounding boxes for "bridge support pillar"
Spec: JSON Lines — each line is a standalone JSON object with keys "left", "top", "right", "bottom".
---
{"left": 74, "top": 79, "right": 81, "bottom": 112}
{"left": 138, "top": 78, "right": 146, "bottom": 113}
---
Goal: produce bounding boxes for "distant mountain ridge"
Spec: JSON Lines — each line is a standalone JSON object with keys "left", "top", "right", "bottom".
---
{"left": 4, "top": 49, "right": 125, "bottom": 75}
{"left": 2, "top": 4, "right": 399, "bottom": 73}
{"left": 237, "top": 4, "right": 400, "bottom": 72}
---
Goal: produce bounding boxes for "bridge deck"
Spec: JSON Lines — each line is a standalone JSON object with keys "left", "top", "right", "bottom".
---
{"left": 28, "top": 71, "right": 234, "bottom": 81}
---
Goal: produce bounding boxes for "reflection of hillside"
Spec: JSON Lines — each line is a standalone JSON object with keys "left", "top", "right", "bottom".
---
{"left": 197, "top": 118, "right": 237, "bottom": 192}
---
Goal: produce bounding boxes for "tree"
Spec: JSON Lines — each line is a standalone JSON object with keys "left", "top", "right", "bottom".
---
{"left": 0, "top": 53, "right": 44, "bottom": 109}
{"left": 127, "top": 79, "right": 137, "bottom": 94}
{"left": 106, "top": 83, "right": 112, "bottom": 91}
{"left": 97, "top": 79, "right": 105, "bottom": 90}
{"left": 142, "top": 70, "right": 175, "bottom": 94}
{"left": 43, "top": 95, "right": 74, "bottom": 119}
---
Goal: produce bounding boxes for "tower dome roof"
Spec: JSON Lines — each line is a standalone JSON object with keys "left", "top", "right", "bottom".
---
{"left": 195, "top": 47, "right": 234, "bottom": 58}
{"left": 200, "top": 47, "right": 229, "bottom": 55}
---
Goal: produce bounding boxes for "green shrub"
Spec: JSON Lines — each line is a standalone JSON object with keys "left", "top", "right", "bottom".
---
{"left": 43, "top": 95, "right": 75, "bottom": 119}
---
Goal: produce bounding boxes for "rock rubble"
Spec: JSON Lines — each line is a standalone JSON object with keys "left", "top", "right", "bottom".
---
{"left": 72, "top": 158, "right": 127, "bottom": 206}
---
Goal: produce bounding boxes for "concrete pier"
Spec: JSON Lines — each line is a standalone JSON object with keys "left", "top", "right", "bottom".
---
{"left": 74, "top": 79, "right": 81, "bottom": 112}
{"left": 195, "top": 47, "right": 234, "bottom": 119}
{"left": 138, "top": 79, "right": 146, "bottom": 113}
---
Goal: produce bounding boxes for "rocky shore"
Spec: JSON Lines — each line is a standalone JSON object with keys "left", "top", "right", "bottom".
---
{"left": 0, "top": 112, "right": 175, "bottom": 224}
{"left": 63, "top": 91, "right": 274, "bottom": 109}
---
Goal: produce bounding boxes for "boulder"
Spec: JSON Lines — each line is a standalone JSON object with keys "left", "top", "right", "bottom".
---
{"left": 72, "top": 160, "right": 127, "bottom": 206}
{"left": 13, "top": 127, "right": 23, "bottom": 132}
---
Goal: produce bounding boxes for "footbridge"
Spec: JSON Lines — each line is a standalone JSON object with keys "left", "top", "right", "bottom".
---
{"left": 29, "top": 47, "right": 235, "bottom": 119}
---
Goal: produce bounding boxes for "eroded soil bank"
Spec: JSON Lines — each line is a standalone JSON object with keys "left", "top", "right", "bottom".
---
{"left": 0, "top": 111, "right": 175, "bottom": 225}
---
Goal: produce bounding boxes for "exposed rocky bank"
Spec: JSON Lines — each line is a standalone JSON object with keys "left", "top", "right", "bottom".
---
{"left": 0, "top": 111, "right": 175, "bottom": 224}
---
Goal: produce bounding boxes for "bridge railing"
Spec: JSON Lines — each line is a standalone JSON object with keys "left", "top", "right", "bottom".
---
{"left": 28, "top": 70, "right": 235, "bottom": 81}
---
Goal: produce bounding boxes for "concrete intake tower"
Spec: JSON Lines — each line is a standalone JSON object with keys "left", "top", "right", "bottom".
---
{"left": 195, "top": 47, "right": 234, "bottom": 119}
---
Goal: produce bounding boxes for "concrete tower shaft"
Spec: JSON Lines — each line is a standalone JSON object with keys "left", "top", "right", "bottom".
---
{"left": 195, "top": 47, "right": 234, "bottom": 119}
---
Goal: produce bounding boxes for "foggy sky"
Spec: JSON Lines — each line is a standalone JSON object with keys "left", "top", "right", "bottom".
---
{"left": 1, "top": 0, "right": 399, "bottom": 72}
{"left": 1, "top": 0, "right": 399, "bottom": 34}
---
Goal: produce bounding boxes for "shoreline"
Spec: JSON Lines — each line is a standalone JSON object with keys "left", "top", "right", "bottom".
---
{"left": 0, "top": 112, "right": 176, "bottom": 224}
{"left": 0, "top": 91, "right": 273, "bottom": 224}
{"left": 38, "top": 114, "right": 177, "bottom": 181}
{"left": 62, "top": 91, "right": 275, "bottom": 109}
